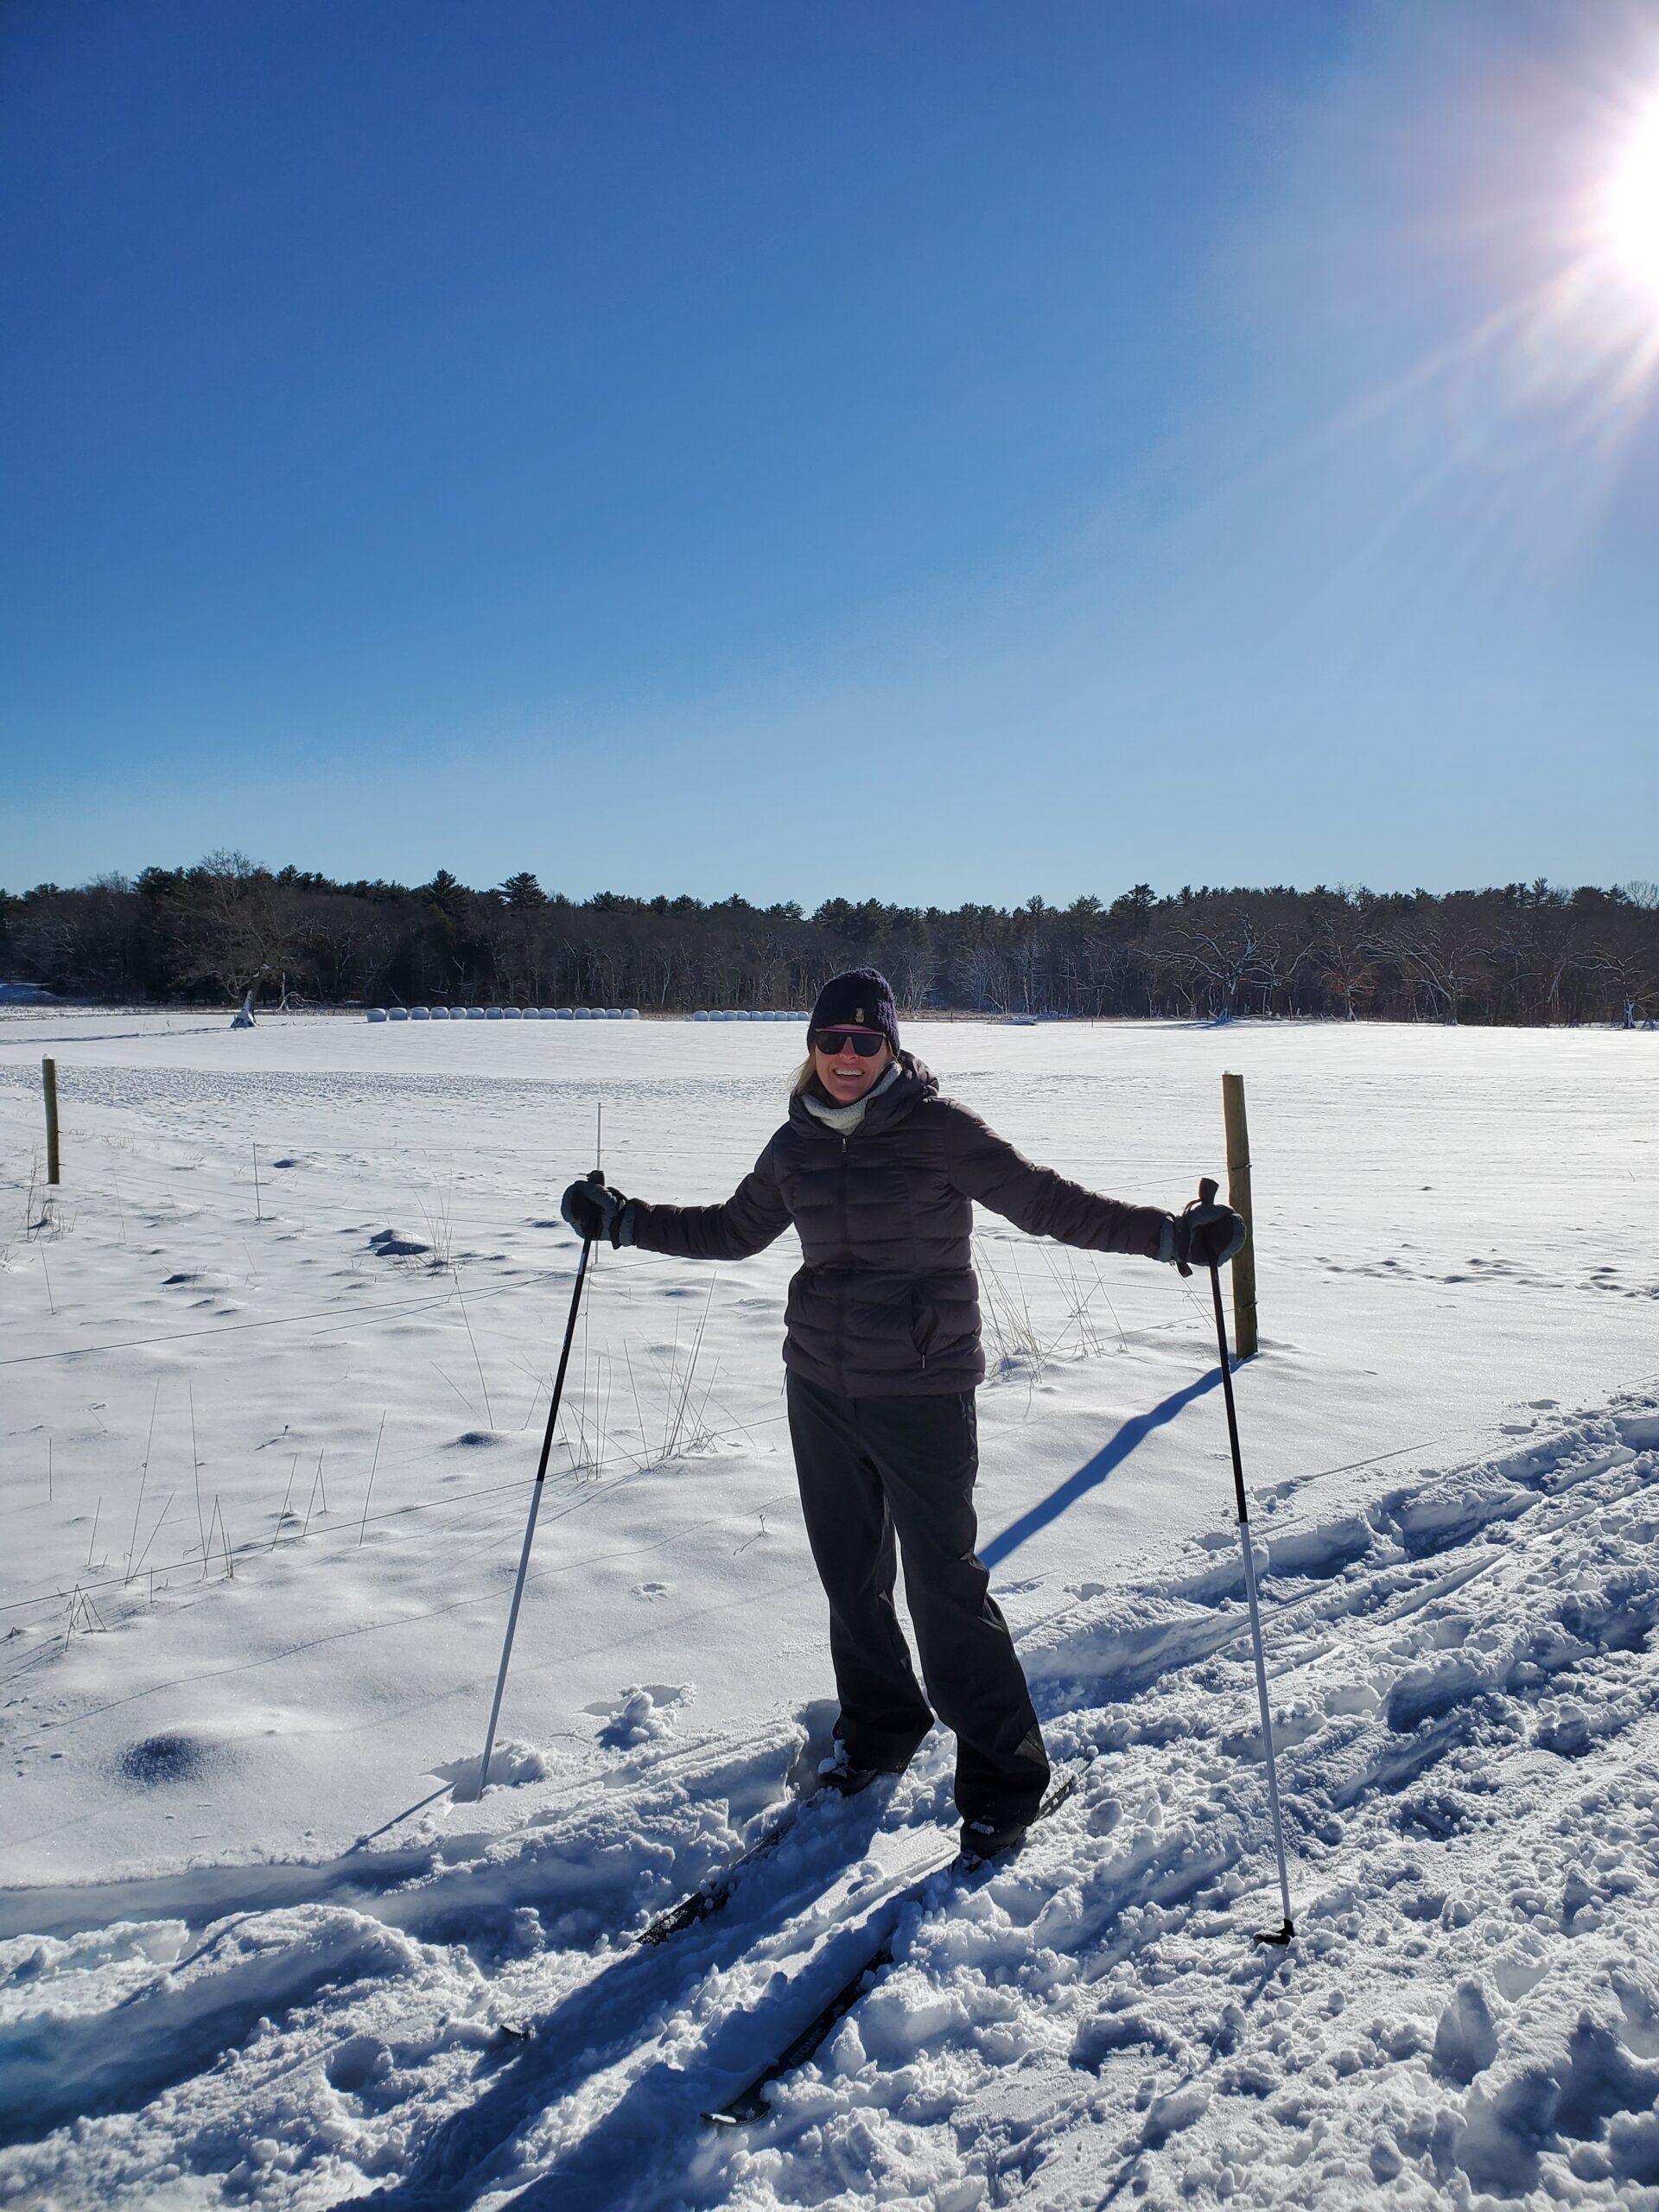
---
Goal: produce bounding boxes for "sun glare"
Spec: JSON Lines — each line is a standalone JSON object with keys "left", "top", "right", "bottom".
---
{"left": 1605, "top": 102, "right": 1659, "bottom": 299}
{"left": 1513, "top": 82, "right": 1659, "bottom": 453}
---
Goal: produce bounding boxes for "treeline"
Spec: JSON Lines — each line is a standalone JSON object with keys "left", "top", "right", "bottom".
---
{"left": 3, "top": 856, "right": 1657, "bottom": 1026}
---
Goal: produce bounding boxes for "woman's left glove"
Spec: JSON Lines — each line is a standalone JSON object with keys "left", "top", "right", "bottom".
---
{"left": 560, "top": 1175, "right": 636, "bottom": 1248}
{"left": 1158, "top": 1199, "right": 1247, "bottom": 1274}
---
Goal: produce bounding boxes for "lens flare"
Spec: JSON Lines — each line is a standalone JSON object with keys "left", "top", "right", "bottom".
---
{"left": 1605, "top": 102, "right": 1659, "bottom": 298}
{"left": 1496, "top": 83, "right": 1659, "bottom": 454}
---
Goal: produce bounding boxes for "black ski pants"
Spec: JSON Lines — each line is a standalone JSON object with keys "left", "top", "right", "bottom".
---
{"left": 786, "top": 1372, "right": 1049, "bottom": 1823}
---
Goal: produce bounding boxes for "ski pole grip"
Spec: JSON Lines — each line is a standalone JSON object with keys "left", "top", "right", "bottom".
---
{"left": 578, "top": 1167, "right": 605, "bottom": 1248}
{"left": 1198, "top": 1177, "right": 1218, "bottom": 1206}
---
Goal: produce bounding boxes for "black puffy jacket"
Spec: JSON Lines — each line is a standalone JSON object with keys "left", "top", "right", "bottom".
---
{"left": 629, "top": 1054, "right": 1168, "bottom": 1396}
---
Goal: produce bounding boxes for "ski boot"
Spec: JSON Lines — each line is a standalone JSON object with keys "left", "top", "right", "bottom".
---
{"left": 957, "top": 1808, "right": 1036, "bottom": 1865}
{"left": 817, "top": 1736, "right": 923, "bottom": 1799}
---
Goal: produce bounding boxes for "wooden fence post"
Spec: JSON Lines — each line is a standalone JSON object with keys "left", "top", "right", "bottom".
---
{"left": 1221, "top": 1070, "right": 1257, "bottom": 1358}
{"left": 42, "top": 1058, "right": 60, "bottom": 1186}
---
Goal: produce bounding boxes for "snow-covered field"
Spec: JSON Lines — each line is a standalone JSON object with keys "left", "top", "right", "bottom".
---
{"left": 2, "top": 1011, "right": 1656, "bottom": 2209}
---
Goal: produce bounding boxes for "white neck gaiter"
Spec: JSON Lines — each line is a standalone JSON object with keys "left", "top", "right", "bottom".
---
{"left": 801, "top": 1057, "right": 902, "bottom": 1135}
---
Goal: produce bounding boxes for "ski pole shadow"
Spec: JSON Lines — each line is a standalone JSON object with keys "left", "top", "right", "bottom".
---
{"left": 331, "top": 1791, "right": 899, "bottom": 2212}
{"left": 350, "top": 1784, "right": 452, "bottom": 1848}
{"left": 982, "top": 1370, "right": 1221, "bottom": 1570}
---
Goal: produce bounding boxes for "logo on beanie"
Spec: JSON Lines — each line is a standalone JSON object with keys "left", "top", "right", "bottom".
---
{"left": 855, "top": 1006, "right": 866, "bottom": 1024}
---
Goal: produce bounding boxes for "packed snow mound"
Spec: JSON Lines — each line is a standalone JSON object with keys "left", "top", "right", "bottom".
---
{"left": 366, "top": 1226, "right": 431, "bottom": 1259}
{"left": 433, "top": 1738, "right": 550, "bottom": 1800}
{"left": 592, "top": 1682, "right": 695, "bottom": 1751}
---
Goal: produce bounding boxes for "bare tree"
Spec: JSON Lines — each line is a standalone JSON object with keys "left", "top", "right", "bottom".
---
{"left": 1306, "top": 892, "right": 1379, "bottom": 1020}
{"left": 1595, "top": 907, "right": 1658, "bottom": 1028}
{"left": 1379, "top": 895, "right": 1493, "bottom": 1024}
{"left": 159, "top": 854, "right": 306, "bottom": 1004}
{"left": 1166, "top": 904, "right": 1276, "bottom": 1019}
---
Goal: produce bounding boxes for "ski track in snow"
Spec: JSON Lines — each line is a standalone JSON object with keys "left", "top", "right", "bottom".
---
{"left": 3, "top": 1015, "right": 1659, "bottom": 2209}
{"left": 2, "top": 1401, "right": 1656, "bottom": 2209}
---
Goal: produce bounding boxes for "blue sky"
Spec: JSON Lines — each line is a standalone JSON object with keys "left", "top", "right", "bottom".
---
{"left": 4, "top": 0, "right": 1658, "bottom": 905}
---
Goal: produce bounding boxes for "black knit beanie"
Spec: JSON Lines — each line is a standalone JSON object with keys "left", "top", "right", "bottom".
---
{"left": 809, "top": 968, "right": 899, "bottom": 1055}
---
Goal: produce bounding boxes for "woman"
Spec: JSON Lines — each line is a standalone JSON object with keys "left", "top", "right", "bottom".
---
{"left": 562, "top": 969, "right": 1243, "bottom": 1859}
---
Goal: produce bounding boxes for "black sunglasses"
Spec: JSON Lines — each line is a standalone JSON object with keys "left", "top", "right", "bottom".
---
{"left": 811, "top": 1029, "right": 886, "bottom": 1058}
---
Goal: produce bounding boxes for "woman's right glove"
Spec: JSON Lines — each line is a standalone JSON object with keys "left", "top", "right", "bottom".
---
{"left": 560, "top": 1175, "right": 635, "bottom": 1247}
{"left": 1158, "top": 1198, "right": 1247, "bottom": 1274}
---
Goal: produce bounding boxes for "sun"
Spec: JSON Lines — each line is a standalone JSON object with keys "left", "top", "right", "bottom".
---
{"left": 1605, "top": 103, "right": 1659, "bottom": 299}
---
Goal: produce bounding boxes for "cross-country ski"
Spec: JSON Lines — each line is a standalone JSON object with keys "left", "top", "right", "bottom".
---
{"left": 702, "top": 1761, "right": 1090, "bottom": 2127}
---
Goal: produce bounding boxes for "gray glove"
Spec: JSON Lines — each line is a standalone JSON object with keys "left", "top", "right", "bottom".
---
{"left": 1159, "top": 1199, "right": 1247, "bottom": 1274}
{"left": 560, "top": 1175, "right": 635, "bottom": 1248}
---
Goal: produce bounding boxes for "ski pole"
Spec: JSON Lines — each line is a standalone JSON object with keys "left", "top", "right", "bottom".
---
{"left": 474, "top": 1168, "right": 603, "bottom": 1799}
{"left": 1195, "top": 1176, "right": 1294, "bottom": 1945}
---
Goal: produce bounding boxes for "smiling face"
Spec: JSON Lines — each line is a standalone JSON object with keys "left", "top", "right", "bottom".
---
{"left": 812, "top": 1029, "right": 892, "bottom": 1105}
